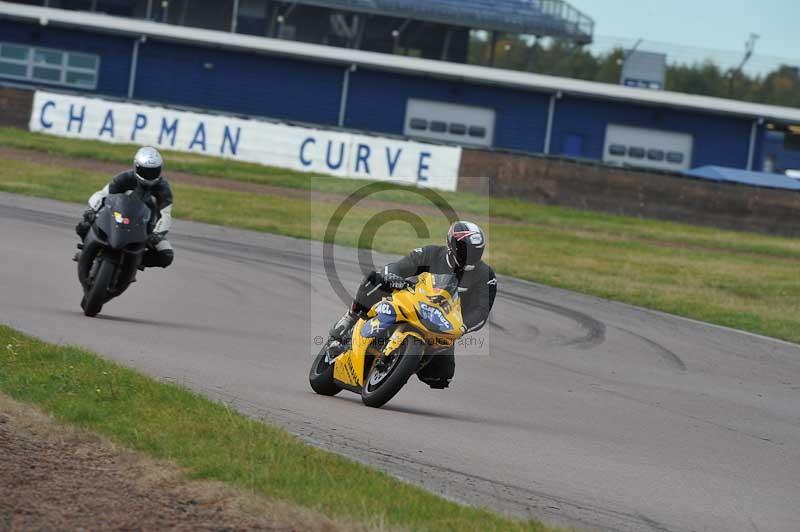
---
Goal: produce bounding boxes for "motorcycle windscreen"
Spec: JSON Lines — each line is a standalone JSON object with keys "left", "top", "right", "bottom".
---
{"left": 430, "top": 273, "right": 459, "bottom": 300}
{"left": 416, "top": 273, "right": 461, "bottom": 334}
{"left": 95, "top": 194, "right": 151, "bottom": 250}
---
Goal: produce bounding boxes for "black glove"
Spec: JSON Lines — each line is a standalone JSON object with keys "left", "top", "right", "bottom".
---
{"left": 379, "top": 272, "right": 409, "bottom": 291}
{"left": 147, "top": 233, "right": 163, "bottom": 248}
{"left": 75, "top": 209, "right": 96, "bottom": 238}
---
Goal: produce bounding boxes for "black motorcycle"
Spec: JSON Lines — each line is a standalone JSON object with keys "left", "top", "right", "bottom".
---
{"left": 77, "top": 191, "right": 153, "bottom": 317}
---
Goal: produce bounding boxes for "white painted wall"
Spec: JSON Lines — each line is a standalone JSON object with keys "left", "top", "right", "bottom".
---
{"left": 29, "top": 90, "right": 463, "bottom": 191}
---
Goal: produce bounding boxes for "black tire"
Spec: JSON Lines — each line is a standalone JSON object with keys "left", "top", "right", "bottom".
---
{"left": 309, "top": 346, "right": 342, "bottom": 396}
{"left": 82, "top": 259, "right": 114, "bottom": 317}
{"left": 361, "top": 339, "right": 424, "bottom": 408}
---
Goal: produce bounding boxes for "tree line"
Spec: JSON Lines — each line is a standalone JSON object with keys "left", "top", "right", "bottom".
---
{"left": 468, "top": 37, "right": 800, "bottom": 109}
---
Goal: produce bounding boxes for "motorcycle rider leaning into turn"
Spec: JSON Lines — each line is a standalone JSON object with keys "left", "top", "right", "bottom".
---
{"left": 329, "top": 221, "right": 497, "bottom": 389}
{"left": 75, "top": 146, "right": 174, "bottom": 269}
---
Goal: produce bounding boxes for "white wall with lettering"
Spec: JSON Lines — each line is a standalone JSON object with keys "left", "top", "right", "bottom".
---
{"left": 29, "top": 90, "right": 462, "bottom": 191}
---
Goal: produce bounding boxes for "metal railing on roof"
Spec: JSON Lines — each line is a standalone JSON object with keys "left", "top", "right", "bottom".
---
{"left": 283, "top": 0, "right": 594, "bottom": 42}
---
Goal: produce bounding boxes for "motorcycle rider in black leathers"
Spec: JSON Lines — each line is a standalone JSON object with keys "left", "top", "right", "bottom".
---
{"left": 329, "top": 221, "right": 497, "bottom": 389}
{"left": 75, "top": 146, "right": 174, "bottom": 269}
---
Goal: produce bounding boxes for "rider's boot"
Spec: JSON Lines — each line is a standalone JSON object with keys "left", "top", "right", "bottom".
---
{"left": 329, "top": 309, "right": 358, "bottom": 342}
{"left": 329, "top": 301, "right": 368, "bottom": 342}
{"left": 326, "top": 303, "right": 368, "bottom": 361}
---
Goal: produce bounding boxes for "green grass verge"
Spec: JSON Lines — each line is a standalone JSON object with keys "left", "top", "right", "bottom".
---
{"left": 0, "top": 127, "right": 475, "bottom": 207}
{"left": 0, "top": 325, "right": 556, "bottom": 531}
{"left": 5, "top": 127, "right": 800, "bottom": 257}
{"left": 2, "top": 148, "right": 800, "bottom": 344}
{"left": 4, "top": 127, "right": 799, "bottom": 251}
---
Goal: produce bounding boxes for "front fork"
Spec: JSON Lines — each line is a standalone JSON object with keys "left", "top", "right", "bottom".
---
{"left": 370, "top": 326, "right": 433, "bottom": 375}
{"left": 88, "top": 253, "right": 103, "bottom": 285}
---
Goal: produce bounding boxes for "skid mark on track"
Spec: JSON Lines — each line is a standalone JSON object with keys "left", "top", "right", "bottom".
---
{"left": 636, "top": 514, "right": 675, "bottom": 532}
{"left": 487, "top": 318, "right": 506, "bottom": 332}
{"left": 488, "top": 315, "right": 541, "bottom": 343}
{"left": 613, "top": 326, "right": 687, "bottom": 372}
{"left": 502, "top": 290, "right": 606, "bottom": 349}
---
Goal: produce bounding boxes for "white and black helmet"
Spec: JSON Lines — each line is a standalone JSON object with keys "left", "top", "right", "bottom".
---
{"left": 133, "top": 146, "right": 163, "bottom": 187}
{"left": 446, "top": 221, "right": 486, "bottom": 272}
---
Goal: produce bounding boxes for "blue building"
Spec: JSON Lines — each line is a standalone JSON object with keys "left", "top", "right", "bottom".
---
{"left": 2, "top": 2, "right": 800, "bottom": 173}
{"left": 0, "top": 0, "right": 594, "bottom": 61}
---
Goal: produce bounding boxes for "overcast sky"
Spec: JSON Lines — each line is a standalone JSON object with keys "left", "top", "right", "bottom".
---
{"left": 568, "top": 0, "right": 799, "bottom": 70}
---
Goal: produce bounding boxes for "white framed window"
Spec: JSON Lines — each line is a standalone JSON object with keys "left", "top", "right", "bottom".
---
{"left": 0, "top": 42, "right": 100, "bottom": 90}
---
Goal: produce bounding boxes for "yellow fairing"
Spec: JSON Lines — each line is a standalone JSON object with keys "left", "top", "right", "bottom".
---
{"left": 332, "top": 272, "right": 464, "bottom": 388}
{"left": 332, "top": 318, "right": 372, "bottom": 387}
{"left": 390, "top": 273, "right": 464, "bottom": 343}
{"left": 382, "top": 327, "right": 425, "bottom": 358}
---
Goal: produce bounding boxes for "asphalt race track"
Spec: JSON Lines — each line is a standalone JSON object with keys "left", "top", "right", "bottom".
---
{"left": 2, "top": 192, "right": 799, "bottom": 532}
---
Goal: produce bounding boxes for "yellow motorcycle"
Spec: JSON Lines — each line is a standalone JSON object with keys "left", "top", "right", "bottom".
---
{"left": 309, "top": 272, "right": 464, "bottom": 408}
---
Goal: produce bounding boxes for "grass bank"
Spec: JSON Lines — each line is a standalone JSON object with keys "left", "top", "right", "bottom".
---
{"left": 0, "top": 325, "right": 554, "bottom": 531}
{"left": 1, "top": 131, "right": 800, "bottom": 344}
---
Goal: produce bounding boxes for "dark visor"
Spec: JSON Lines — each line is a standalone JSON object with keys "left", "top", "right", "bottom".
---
{"left": 136, "top": 165, "right": 161, "bottom": 181}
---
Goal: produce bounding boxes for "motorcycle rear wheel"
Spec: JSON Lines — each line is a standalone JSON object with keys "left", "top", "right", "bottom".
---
{"left": 82, "top": 259, "right": 114, "bottom": 317}
{"left": 361, "top": 340, "right": 424, "bottom": 408}
{"left": 309, "top": 345, "right": 342, "bottom": 396}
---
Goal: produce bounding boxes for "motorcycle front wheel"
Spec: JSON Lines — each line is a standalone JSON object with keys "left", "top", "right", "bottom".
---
{"left": 82, "top": 259, "right": 114, "bottom": 317}
{"left": 361, "top": 339, "right": 424, "bottom": 408}
{"left": 308, "top": 344, "right": 342, "bottom": 396}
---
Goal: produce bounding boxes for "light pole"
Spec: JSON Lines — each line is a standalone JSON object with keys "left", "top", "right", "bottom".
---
{"left": 728, "top": 33, "right": 759, "bottom": 97}
{"left": 392, "top": 19, "right": 411, "bottom": 55}
{"left": 617, "top": 38, "right": 643, "bottom": 69}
